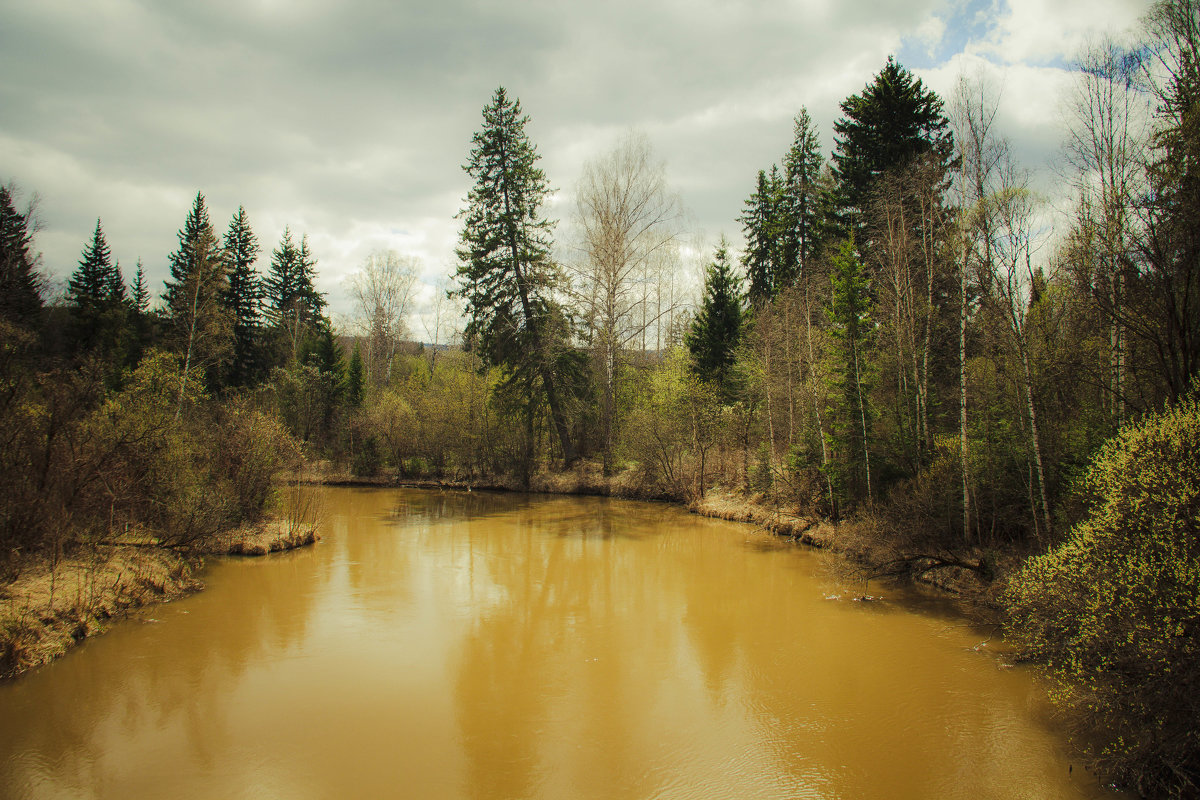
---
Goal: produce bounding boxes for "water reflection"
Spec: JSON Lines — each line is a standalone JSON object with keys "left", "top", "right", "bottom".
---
{"left": 0, "top": 488, "right": 1122, "bottom": 800}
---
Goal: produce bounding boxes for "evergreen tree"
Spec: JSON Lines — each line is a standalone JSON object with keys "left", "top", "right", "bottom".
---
{"left": 779, "top": 108, "right": 826, "bottom": 287}
{"left": 265, "top": 227, "right": 325, "bottom": 364}
{"left": 297, "top": 233, "right": 325, "bottom": 317}
{"left": 826, "top": 238, "right": 874, "bottom": 505}
{"left": 0, "top": 184, "right": 42, "bottom": 327}
{"left": 68, "top": 219, "right": 120, "bottom": 309}
{"left": 451, "top": 86, "right": 578, "bottom": 464}
{"left": 164, "top": 200, "right": 233, "bottom": 399}
{"left": 740, "top": 168, "right": 783, "bottom": 305}
{"left": 67, "top": 219, "right": 129, "bottom": 360}
{"left": 131, "top": 259, "right": 150, "bottom": 314}
{"left": 686, "top": 238, "right": 743, "bottom": 400}
{"left": 832, "top": 56, "right": 952, "bottom": 238}
{"left": 223, "top": 206, "right": 263, "bottom": 385}
{"left": 128, "top": 258, "right": 154, "bottom": 364}
{"left": 163, "top": 192, "right": 218, "bottom": 311}
{"left": 264, "top": 226, "right": 300, "bottom": 314}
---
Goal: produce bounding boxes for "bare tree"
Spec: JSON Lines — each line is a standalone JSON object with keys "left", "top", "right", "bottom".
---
{"left": 951, "top": 75, "right": 1006, "bottom": 544}
{"left": 349, "top": 250, "right": 418, "bottom": 386}
{"left": 1065, "top": 37, "right": 1148, "bottom": 425}
{"left": 420, "top": 276, "right": 462, "bottom": 373}
{"left": 984, "top": 155, "right": 1055, "bottom": 542}
{"left": 572, "top": 132, "right": 684, "bottom": 472}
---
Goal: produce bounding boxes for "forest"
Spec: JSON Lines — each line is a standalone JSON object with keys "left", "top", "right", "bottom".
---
{"left": 2, "top": 1, "right": 1199, "bottom": 796}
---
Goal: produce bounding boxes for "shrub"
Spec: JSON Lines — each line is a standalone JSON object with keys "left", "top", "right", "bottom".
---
{"left": 1005, "top": 398, "right": 1200, "bottom": 797}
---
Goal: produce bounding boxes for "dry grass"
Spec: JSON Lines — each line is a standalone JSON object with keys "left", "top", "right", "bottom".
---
{"left": 691, "top": 488, "right": 834, "bottom": 547}
{"left": 0, "top": 546, "right": 200, "bottom": 679}
{"left": 202, "top": 518, "right": 320, "bottom": 556}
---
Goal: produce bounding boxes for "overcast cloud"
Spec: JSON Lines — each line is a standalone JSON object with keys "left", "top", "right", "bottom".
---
{"left": 0, "top": 0, "right": 1150, "bottom": 331}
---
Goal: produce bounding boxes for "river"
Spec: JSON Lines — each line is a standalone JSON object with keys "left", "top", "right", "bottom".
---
{"left": 0, "top": 487, "right": 1122, "bottom": 799}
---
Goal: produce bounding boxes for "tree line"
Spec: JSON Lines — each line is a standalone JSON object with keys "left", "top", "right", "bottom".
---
{"left": 3, "top": 0, "right": 1198, "bottom": 792}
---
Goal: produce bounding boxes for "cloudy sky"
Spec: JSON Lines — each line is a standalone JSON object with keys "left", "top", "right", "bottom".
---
{"left": 1, "top": 0, "right": 1149, "bottom": 332}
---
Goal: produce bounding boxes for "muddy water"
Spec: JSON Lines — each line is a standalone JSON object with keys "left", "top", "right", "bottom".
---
{"left": 0, "top": 488, "right": 1120, "bottom": 799}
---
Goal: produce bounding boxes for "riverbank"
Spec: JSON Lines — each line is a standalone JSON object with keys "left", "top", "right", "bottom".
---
{"left": 0, "top": 516, "right": 319, "bottom": 681}
{"left": 306, "top": 461, "right": 1004, "bottom": 607}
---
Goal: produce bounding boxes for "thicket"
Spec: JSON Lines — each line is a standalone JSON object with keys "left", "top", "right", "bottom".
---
{"left": 1006, "top": 398, "right": 1200, "bottom": 797}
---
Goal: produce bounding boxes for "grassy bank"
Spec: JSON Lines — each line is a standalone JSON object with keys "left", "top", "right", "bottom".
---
{"left": 0, "top": 514, "right": 319, "bottom": 681}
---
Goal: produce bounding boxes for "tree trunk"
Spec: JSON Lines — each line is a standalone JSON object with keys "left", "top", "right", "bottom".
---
{"left": 803, "top": 281, "right": 835, "bottom": 513}
{"left": 1018, "top": 341, "right": 1052, "bottom": 542}
{"left": 959, "top": 235, "right": 972, "bottom": 544}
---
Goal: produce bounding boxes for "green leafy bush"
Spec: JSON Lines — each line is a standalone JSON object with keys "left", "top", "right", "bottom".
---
{"left": 1005, "top": 398, "right": 1200, "bottom": 797}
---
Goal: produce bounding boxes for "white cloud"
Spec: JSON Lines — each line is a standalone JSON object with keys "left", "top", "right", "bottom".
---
{"left": 0, "top": 0, "right": 1154, "bottom": 324}
{"left": 973, "top": 0, "right": 1149, "bottom": 64}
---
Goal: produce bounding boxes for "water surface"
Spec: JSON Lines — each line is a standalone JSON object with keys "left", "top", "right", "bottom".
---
{"left": 0, "top": 488, "right": 1119, "bottom": 799}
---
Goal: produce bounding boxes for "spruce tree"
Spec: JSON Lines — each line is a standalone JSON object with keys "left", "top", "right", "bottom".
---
{"left": 740, "top": 169, "right": 783, "bottom": 305}
{"left": 452, "top": 86, "right": 578, "bottom": 464}
{"left": 265, "top": 227, "right": 325, "bottom": 364}
{"left": 164, "top": 198, "right": 233, "bottom": 398}
{"left": 223, "top": 206, "right": 263, "bottom": 385}
{"left": 297, "top": 234, "right": 325, "bottom": 317}
{"left": 779, "top": 109, "right": 826, "bottom": 287}
{"left": 68, "top": 219, "right": 118, "bottom": 309}
{"left": 68, "top": 219, "right": 129, "bottom": 362}
{"left": 264, "top": 226, "right": 300, "bottom": 315}
{"left": 832, "top": 56, "right": 951, "bottom": 238}
{"left": 826, "top": 238, "right": 874, "bottom": 505}
{"left": 686, "top": 238, "right": 744, "bottom": 400}
{"left": 163, "top": 192, "right": 218, "bottom": 311}
{"left": 0, "top": 184, "right": 43, "bottom": 327}
{"left": 131, "top": 259, "right": 150, "bottom": 314}
{"left": 128, "top": 258, "right": 153, "bottom": 363}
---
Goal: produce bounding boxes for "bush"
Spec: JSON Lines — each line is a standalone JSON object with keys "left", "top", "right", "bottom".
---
{"left": 1005, "top": 398, "right": 1200, "bottom": 797}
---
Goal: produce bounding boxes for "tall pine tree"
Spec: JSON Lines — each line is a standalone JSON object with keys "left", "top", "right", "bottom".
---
{"left": 740, "top": 168, "right": 783, "bottom": 305}
{"left": 265, "top": 227, "right": 325, "bottom": 364}
{"left": 779, "top": 108, "right": 826, "bottom": 287}
{"left": 68, "top": 219, "right": 129, "bottom": 359}
{"left": 131, "top": 259, "right": 150, "bottom": 314}
{"left": 452, "top": 86, "right": 579, "bottom": 465}
{"left": 223, "top": 206, "right": 263, "bottom": 385}
{"left": 164, "top": 197, "right": 233, "bottom": 400}
{"left": 832, "top": 56, "right": 951, "bottom": 239}
{"left": 686, "top": 238, "right": 744, "bottom": 400}
{"left": 68, "top": 219, "right": 123, "bottom": 309}
{"left": 163, "top": 192, "right": 218, "bottom": 311}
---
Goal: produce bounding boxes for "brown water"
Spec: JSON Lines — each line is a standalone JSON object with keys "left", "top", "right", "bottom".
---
{"left": 0, "top": 488, "right": 1120, "bottom": 800}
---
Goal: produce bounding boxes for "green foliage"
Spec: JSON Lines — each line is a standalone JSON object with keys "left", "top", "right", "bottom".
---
{"left": 67, "top": 220, "right": 131, "bottom": 365}
{"left": 825, "top": 238, "right": 874, "bottom": 505}
{"left": 832, "top": 56, "right": 951, "bottom": 236}
{"left": 625, "top": 348, "right": 724, "bottom": 500}
{"left": 740, "top": 168, "right": 784, "bottom": 304}
{"left": 163, "top": 193, "right": 218, "bottom": 311}
{"left": 452, "top": 86, "right": 577, "bottom": 464}
{"left": 687, "top": 239, "right": 743, "bottom": 401}
{"left": 779, "top": 108, "right": 826, "bottom": 286}
{"left": 223, "top": 206, "right": 263, "bottom": 387}
{"left": 1006, "top": 398, "right": 1200, "bottom": 796}
{"left": 164, "top": 210, "right": 233, "bottom": 396}
{"left": 453, "top": 87, "right": 557, "bottom": 371}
